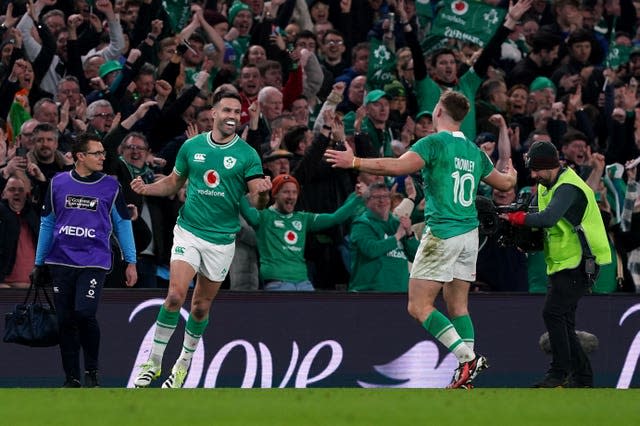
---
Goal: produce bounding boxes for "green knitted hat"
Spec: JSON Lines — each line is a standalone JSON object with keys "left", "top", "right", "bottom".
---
{"left": 228, "top": 1, "right": 251, "bottom": 24}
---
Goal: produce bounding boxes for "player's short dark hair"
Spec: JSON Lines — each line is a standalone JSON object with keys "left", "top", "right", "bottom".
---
{"left": 212, "top": 90, "right": 241, "bottom": 106}
{"left": 439, "top": 91, "right": 470, "bottom": 122}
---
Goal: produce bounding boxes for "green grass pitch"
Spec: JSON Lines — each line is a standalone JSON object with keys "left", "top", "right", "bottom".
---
{"left": 2, "top": 389, "right": 639, "bottom": 426}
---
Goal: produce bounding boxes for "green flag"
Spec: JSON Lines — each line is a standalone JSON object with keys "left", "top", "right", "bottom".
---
{"left": 606, "top": 44, "right": 631, "bottom": 69}
{"left": 162, "top": 0, "right": 191, "bottom": 33}
{"left": 431, "top": 0, "right": 506, "bottom": 47}
{"left": 367, "top": 38, "right": 397, "bottom": 90}
{"left": 421, "top": 33, "right": 449, "bottom": 57}
{"left": 416, "top": 0, "right": 433, "bottom": 19}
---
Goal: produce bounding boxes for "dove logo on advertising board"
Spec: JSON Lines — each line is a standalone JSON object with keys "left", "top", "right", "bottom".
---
{"left": 616, "top": 303, "right": 640, "bottom": 388}
{"left": 358, "top": 341, "right": 458, "bottom": 388}
{"left": 125, "top": 299, "right": 455, "bottom": 388}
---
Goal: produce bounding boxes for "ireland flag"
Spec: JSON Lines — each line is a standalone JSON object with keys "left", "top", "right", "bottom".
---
{"left": 431, "top": 0, "right": 506, "bottom": 47}
{"left": 606, "top": 44, "right": 631, "bottom": 69}
{"left": 367, "top": 38, "right": 396, "bottom": 90}
{"left": 163, "top": 0, "right": 191, "bottom": 33}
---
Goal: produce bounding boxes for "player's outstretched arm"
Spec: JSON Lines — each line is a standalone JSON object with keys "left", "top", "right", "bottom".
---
{"left": 325, "top": 143, "right": 424, "bottom": 176}
{"left": 130, "top": 171, "right": 186, "bottom": 197}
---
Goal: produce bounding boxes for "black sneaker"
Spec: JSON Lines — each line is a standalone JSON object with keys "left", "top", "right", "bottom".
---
{"left": 62, "top": 377, "right": 82, "bottom": 388}
{"left": 85, "top": 370, "right": 100, "bottom": 388}
{"left": 533, "top": 375, "right": 568, "bottom": 388}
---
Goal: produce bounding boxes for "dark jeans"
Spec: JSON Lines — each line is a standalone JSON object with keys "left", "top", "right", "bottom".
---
{"left": 543, "top": 262, "right": 597, "bottom": 385}
{"left": 50, "top": 265, "right": 106, "bottom": 380}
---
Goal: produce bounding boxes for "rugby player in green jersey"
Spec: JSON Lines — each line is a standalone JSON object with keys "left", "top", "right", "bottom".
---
{"left": 325, "top": 90, "right": 517, "bottom": 388}
{"left": 130, "top": 91, "right": 272, "bottom": 388}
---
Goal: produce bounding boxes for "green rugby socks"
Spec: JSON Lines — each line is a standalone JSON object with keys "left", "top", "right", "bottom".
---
{"left": 451, "top": 314, "right": 475, "bottom": 351}
{"left": 423, "top": 310, "right": 475, "bottom": 362}
{"left": 176, "top": 314, "right": 209, "bottom": 369}
{"left": 149, "top": 306, "right": 180, "bottom": 366}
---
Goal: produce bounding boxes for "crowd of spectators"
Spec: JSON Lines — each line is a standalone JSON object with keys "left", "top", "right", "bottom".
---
{"left": 2, "top": 0, "right": 640, "bottom": 293}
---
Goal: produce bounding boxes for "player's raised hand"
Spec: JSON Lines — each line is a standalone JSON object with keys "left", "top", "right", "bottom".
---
{"left": 325, "top": 139, "right": 355, "bottom": 169}
{"left": 257, "top": 175, "right": 272, "bottom": 194}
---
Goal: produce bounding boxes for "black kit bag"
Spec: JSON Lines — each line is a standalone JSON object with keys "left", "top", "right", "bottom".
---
{"left": 3, "top": 279, "right": 59, "bottom": 347}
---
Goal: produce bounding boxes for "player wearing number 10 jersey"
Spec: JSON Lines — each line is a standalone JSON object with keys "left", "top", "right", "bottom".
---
{"left": 411, "top": 130, "right": 494, "bottom": 239}
{"left": 324, "top": 91, "right": 517, "bottom": 388}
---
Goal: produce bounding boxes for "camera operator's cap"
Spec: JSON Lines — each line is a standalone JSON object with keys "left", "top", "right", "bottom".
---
{"left": 529, "top": 76, "right": 556, "bottom": 94}
{"left": 475, "top": 132, "right": 497, "bottom": 146}
{"left": 99, "top": 60, "right": 123, "bottom": 79}
{"left": 364, "top": 89, "right": 390, "bottom": 106}
{"left": 228, "top": 1, "right": 251, "bottom": 24}
{"left": 271, "top": 174, "right": 300, "bottom": 196}
{"left": 526, "top": 140, "right": 560, "bottom": 170}
{"left": 263, "top": 149, "right": 293, "bottom": 163}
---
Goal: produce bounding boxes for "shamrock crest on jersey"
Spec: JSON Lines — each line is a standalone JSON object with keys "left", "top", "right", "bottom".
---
{"left": 224, "top": 156, "right": 237, "bottom": 169}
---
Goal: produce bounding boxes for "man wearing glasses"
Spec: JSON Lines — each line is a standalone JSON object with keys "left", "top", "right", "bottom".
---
{"left": 349, "top": 182, "right": 419, "bottom": 292}
{"left": 86, "top": 100, "right": 115, "bottom": 140}
{"left": 320, "top": 30, "right": 348, "bottom": 80}
{"left": 103, "top": 101, "right": 170, "bottom": 288}
{"left": 32, "top": 133, "right": 138, "bottom": 387}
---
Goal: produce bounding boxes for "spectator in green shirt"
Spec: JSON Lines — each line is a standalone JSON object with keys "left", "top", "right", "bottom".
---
{"left": 349, "top": 182, "right": 419, "bottom": 292}
{"left": 240, "top": 173, "right": 363, "bottom": 291}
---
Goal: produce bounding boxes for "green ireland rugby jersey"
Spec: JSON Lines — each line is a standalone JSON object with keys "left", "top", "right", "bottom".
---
{"left": 174, "top": 132, "right": 263, "bottom": 244}
{"left": 410, "top": 130, "right": 494, "bottom": 239}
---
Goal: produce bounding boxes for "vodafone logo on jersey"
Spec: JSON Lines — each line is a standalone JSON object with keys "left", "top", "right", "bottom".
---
{"left": 203, "top": 169, "right": 221, "bottom": 188}
{"left": 284, "top": 230, "right": 298, "bottom": 245}
{"left": 451, "top": 0, "right": 468, "bottom": 15}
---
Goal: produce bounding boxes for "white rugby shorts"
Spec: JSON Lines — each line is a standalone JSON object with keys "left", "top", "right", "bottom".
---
{"left": 170, "top": 225, "right": 235, "bottom": 282}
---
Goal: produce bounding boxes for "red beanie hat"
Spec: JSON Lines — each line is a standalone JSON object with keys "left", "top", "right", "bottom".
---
{"left": 271, "top": 174, "right": 300, "bottom": 196}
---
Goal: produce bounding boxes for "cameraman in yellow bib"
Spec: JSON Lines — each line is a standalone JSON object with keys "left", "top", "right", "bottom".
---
{"left": 503, "top": 141, "right": 611, "bottom": 388}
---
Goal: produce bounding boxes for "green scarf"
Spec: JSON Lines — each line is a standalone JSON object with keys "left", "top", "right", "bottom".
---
{"left": 120, "top": 156, "right": 154, "bottom": 183}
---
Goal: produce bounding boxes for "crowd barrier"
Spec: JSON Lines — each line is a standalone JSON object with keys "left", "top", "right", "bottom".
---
{"left": 1, "top": 290, "right": 639, "bottom": 388}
